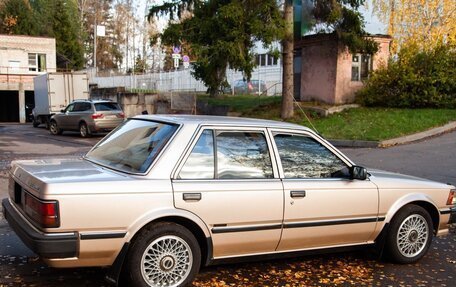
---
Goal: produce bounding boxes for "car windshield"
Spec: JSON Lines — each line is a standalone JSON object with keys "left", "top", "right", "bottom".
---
{"left": 85, "top": 119, "right": 179, "bottom": 173}
{"left": 94, "top": 102, "right": 121, "bottom": 111}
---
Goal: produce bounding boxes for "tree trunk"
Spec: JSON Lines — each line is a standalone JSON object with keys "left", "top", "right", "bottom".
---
{"left": 281, "top": 0, "right": 294, "bottom": 120}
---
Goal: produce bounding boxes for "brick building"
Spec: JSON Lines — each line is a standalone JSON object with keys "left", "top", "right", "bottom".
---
{"left": 0, "top": 35, "right": 56, "bottom": 123}
{"left": 294, "top": 33, "right": 392, "bottom": 104}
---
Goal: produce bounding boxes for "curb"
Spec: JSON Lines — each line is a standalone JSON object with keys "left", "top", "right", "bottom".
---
{"left": 330, "top": 121, "right": 456, "bottom": 148}
{"left": 379, "top": 121, "right": 456, "bottom": 147}
{"left": 329, "top": 140, "right": 379, "bottom": 148}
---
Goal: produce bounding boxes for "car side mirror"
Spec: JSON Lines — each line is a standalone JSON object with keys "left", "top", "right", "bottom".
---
{"left": 351, "top": 165, "right": 367, "bottom": 180}
{"left": 60, "top": 109, "right": 65, "bottom": 113}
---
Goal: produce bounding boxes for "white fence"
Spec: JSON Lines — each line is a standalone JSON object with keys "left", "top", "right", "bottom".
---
{"left": 88, "top": 66, "right": 283, "bottom": 96}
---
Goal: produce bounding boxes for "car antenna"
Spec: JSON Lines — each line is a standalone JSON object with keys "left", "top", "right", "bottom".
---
{"left": 293, "top": 98, "right": 319, "bottom": 134}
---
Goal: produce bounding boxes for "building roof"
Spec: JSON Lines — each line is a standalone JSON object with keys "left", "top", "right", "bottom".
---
{"left": 295, "top": 32, "right": 392, "bottom": 49}
{"left": 0, "top": 34, "right": 55, "bottom": 40}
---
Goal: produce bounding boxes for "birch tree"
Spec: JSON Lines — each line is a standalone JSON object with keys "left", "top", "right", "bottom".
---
{"left": 372, "top": 0, "right": 456, "bottom": 52}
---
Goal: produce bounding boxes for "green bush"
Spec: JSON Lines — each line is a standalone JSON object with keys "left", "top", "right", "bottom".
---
{"left": 356, "top": 45, "right": 456, "bottom": 108}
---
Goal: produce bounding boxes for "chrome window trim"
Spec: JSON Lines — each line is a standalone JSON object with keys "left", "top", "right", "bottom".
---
{"left": 172, "top": 125, "right": 280, "bottom": 180}
{"left": 268, "top": 128, "right": 355, "bottom": 179}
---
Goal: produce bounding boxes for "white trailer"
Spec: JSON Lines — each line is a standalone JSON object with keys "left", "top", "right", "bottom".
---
{"left": 32, "top": 72, "right": 89, "bottom": 128}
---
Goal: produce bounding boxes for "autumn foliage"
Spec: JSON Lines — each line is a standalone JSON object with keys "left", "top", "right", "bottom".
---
{"left": 372, "top": 0, "right": 456, "bottom": 52}
{"left": 356, "top": 44, "right": 456, "bottom": 108}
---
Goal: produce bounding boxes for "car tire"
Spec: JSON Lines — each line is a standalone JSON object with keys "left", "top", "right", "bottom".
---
{"left": 79, "top": 122, "right": 90, "bottom": 138}
{"left": 125, "top": 222, "right": 201, "bottom": 287}
{"left": 385, "top": 204, "right": 433, "bottom": 264}
{"left": 49, "top": 121, "right": 62, "bottom": 135}
{"left": 32, "top": 117, "right": 39, "bottom": 128}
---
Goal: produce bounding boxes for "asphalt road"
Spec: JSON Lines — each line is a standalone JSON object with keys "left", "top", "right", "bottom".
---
{"left": 0, "top": 124, "right": 455, "bottom": 287}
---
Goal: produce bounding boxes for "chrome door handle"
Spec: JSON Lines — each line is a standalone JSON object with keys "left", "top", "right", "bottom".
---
{"left": 183, "top": 193, "right": 202, "bottom": 201}
{"left": 290, "top": 190, "right": 306, "bottom": 198}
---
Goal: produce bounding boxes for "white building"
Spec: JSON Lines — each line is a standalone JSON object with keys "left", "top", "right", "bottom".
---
{"left": 0, "top": 34, "right": 56, "bottom": 123}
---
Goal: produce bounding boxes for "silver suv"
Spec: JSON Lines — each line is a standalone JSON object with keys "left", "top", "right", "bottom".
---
{"left": 49, "top": 100, "right": 125, "bottom": 137}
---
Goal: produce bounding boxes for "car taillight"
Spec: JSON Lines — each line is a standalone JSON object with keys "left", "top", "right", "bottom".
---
{"left": 116, "top": 112, "right": 125, "bottom": 118}
{"left": 447, "top": 189, "right": 456, "bottom": 206}
{"left": 23, "top": 192, "right": 59, "bottom": 228}
{"left": 91, "top": 113, "right": 104, "bottom": 119}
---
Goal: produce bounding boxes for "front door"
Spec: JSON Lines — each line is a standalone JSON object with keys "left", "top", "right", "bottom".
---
{"left": 270, "top": 130, "right": 379, "bottom": 251}
{"left": 57, "top": 103, "right": 75, "bottom": 129}
{"left": 172, "top": 128, "right": 283, "bottom": 258}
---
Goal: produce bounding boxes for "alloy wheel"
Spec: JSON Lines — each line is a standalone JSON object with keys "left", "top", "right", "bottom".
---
{"left": 396, "top": 214, "right": 429, "bottom": 258}
{"left": 140, "top": 235, "right": 193, "bottom": 287}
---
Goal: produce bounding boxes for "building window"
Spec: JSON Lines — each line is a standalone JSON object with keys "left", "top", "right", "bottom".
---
{"left": 8, "top": 60, "right": 21, "bottom": 72}
{"left": 351, "top": 54, "right": 372, "bottom": 81}
{"left": 260, "top": 54, "right": 267, "bottom": 66}
{"left": 255, "top": 53, "right": 279, "bottom": 66}
{"left": 28, "top": 53, "right": 47, "bottom": 72}
{"left": 268, "top": 54, "right": 278, "bottom": 65}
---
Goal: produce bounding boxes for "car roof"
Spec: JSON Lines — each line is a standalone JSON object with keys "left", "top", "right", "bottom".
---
{"left": 133, "top": 114, "right": 313, "bottom": 131}
{"left": 72, "top": 99, "right": 117, "bottom": 104}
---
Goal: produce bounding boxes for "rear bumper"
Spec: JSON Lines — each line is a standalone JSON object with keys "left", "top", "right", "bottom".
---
{"left": 2, "top": 198, "right": 78, "bottom": 258}
{"left": 89, "top": 120, "right": 123, "bottom": 132}
{"left": 450, "top": 207, "right": 455, "bottom": 224}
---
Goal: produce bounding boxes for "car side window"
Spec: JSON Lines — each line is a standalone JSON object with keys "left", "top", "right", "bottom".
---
{"left": 179, "top": 130, "right": 215, "bottom": 179}
{"left": 274, "top": 133, "right": 349, "bottom": 179}
{"left": 64, "top": 104, "right": 74, "bottom": 113}
{"left": 73, "top": 103, "right": 84, "bottom": 112}
{"left": 82, "top": 102, "right": 92, "bottom": 111}
{"left": 216, "top": 131, "right": 273, "bottom": 179}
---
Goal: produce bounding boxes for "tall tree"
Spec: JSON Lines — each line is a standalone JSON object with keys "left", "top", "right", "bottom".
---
{"left": 149, "top": 0, "right": 376, "bottom": 117}
{"left": 149, "top": 0, "right": 285, "bottom": 97}
{"left": 0, "top": 0, "right": 37, "bottom": 35}
{"left": 79, "top": 0, "right": 124, "bottom": 70}
{"left": 372, "top": 0, "right": 456, "bottom": 52}
{"left": 30, "top": 0, "right": 84, "bottom": 70}
{"left": 281, "top": 0, "right": 294, "bottom": 119}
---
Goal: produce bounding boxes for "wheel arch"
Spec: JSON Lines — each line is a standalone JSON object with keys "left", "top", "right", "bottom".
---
{"left": 126, "top": 210, "right": 212, "bottom": 267}
{"left": 383, "top": 194, "right": 440, "bottom": 234}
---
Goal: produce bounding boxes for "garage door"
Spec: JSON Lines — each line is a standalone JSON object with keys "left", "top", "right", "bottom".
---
{"left": 0, "top": 91, "right": 19, "bottom": 122}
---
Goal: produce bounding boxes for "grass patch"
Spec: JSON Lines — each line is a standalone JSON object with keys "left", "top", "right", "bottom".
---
{"left": 127, "top": 88, "right": 157, "bottom": 93}
{"left": 198, "top": 95, "right": 281, "bottom": 113}
{"left": 198, "top": 95, "right": 456, "bottom": 141}
{"left": 234, "top": 99, "right": 456, "bottom": 141}
{"left": 311, "top": 108, "right": 456, "bottom": 141}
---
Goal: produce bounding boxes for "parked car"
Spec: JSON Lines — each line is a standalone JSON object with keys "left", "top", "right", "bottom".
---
{"left": 49, "top": 99, "right": 125, "bottom": 137}
{"left": 2, "top": 115, "right": 455, "bottom": 287}
{"left": 223, "top": 79, "right": 267, "bottom": 95}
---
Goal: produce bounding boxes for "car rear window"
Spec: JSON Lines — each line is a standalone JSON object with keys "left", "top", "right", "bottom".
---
{"left": 94, "top": 102, "right": 121, "bottom": 111}
{"left": 85, "top": 119, "right": 178, "bottom": 173}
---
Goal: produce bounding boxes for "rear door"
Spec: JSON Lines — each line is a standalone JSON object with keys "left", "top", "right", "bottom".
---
{"left": 172, "top": 127, "right": 284, "bottom": 258}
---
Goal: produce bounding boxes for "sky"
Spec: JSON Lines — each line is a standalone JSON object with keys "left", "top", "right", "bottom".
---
{"left": 137, "top": 0, "right": 387, "bottom": 35}
{"left": 360, "top": 1, "right": 388, "bottom": 34}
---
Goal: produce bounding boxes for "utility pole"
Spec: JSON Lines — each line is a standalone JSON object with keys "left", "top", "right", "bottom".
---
{"left": 94, "top": 5, "right": 97, "bottom": 72}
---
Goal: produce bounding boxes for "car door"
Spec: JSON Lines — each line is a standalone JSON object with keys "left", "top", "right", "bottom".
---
{"left": 57, "top": 103, "right": 75, "bottom": 129}
{"left": 270, "top": 129, "right": 380, "bottom": 251}
{"left": 67, "top": 102, "right": 86, "bottom": 130}
{"left": 172, "top": 127, "right": 284, "bottom": 258}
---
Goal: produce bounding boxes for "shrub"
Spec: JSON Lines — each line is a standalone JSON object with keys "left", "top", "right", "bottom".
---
{"left": 356, "top": 45, "right": 456, "bottom": 108}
